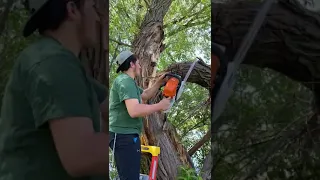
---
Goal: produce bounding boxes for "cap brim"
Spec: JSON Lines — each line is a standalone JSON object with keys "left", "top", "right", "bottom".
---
{"left": 23, "top": 1, "right": 50, "bottom": 38}
{"left": 116, "top": 66, "right": 121, "bottom": 73}
{"left": 23, "top": 14, "right": 39, "bottom": 37}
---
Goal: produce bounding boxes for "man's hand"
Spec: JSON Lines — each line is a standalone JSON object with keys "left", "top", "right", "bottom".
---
{"left": 158, "top": 97, "right": 172, "bottom": 111}
{"left": 155, "top": 73, "right": 169, "bottom": 86}
{"left": 141, "top": 73, "right": 169, "bottom": 102}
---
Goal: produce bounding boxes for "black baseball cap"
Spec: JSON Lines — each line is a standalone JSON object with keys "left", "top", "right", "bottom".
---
{"left": 23, "top": 0, "right": 52, "bottom": 37}
{"left": 115, "top": 50, "right": 134, "bottom": 73}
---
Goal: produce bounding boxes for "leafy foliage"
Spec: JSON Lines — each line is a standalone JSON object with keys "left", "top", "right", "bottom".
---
{"left": 213, "top": 66, "right": 316, "bottom": 179}
{"left": 177, "top": 165, "right": 204, "bottom": 180}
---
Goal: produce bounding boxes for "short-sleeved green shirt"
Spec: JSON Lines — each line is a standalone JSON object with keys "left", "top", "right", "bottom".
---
{"left": 0, "top": 36, "right": 107, "bottom": 180}
{"left": 109, "top": 73, "right": 144, "bottom": 135}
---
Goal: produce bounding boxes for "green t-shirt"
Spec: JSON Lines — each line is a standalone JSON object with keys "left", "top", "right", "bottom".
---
{"left": 0, "top": 37, "right": 107, "bottom": 180}
{"left": 109, "top": 73, "right": 144, "bottom": 134}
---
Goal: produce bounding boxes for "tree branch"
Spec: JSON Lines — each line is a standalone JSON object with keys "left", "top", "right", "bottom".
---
{"left": 109, "top": 38, "right": 132, "bottom": 47}
{"left": 188, "top": 130, "right": 211, "bottom": 156}
{"left": 165, "top": 59, "right": 211, "bottom": 89}
{"left": 175, "top": 98, "right": 210, "bottom": 127}
{"left": 167, "top": 16, "right": 210, "bottom": 37}
{"left": 163, "top": 1, "right": 206, "bottom": 28}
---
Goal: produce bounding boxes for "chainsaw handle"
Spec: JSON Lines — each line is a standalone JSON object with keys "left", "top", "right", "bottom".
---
{"left": 159, "top": 73, "right": 182, "bottom": 88}
{"left": 164, "top": 73, "right": 181, "bottom": 80}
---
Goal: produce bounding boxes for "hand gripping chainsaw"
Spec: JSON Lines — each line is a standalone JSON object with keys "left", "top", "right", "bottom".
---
{"left": 161, "top": 58, "right": 200, "bottom": 113}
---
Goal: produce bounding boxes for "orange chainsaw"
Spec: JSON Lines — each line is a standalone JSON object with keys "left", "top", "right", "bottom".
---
{"left": 161, "top": 58, "right": 199, "bottom": 113}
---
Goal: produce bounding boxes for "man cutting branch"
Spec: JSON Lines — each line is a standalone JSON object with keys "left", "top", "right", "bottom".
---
{"left": 109, "top": 50, "right": 171, "bottom": 180}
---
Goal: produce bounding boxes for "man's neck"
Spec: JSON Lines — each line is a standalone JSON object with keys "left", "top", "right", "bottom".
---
{"left": 43, "top": 30, "right": 82, "bottom": 57}
{"left": 124, "top": 71, "right": 135, "bottom": 79}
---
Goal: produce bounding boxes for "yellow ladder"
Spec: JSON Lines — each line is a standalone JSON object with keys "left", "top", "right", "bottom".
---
{"left": 140, "top": 145, "right": 160, "bottom": 180}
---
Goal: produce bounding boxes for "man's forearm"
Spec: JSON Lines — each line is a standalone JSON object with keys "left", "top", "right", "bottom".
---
{"left": 130, "top": 103, "right": 162, "bottom": 118}
{"left": 100, "top": 99, "right": 108, "bottom": 133}
{"left": 75, "top": 133, "right": 109, "bottom": 176}
{"left": 142, "top": 82, "right": 161, "bottom": 101}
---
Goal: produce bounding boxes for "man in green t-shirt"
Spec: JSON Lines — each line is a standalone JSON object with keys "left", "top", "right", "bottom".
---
{"left": 109, "top": 50, "right": 171, "bottom": 180}
{"left": 0, "top": 0, "right": 109, "bottom": 179}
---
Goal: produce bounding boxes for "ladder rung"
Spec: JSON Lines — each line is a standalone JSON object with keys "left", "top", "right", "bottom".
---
{"left": 141, "top": 145, "right": 160, "bottom": 156}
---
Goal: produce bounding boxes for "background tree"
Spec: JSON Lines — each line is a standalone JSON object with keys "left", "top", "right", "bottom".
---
{"left": 109, "top": 0, "right": 211, "bottom": 179}
{"left": 212, "top": 0, "right": 320, "bottom": 179}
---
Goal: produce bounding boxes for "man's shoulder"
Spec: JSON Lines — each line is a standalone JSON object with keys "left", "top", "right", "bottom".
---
{"left": 114, "top": 74, "right": 135, "bottom": 85}
{"left": 17, "top": 36, "right": 77, "bottom": 71}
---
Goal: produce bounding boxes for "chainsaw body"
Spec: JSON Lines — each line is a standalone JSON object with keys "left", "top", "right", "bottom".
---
{"left": 162, "top": 73, "right": 182, "bottom": 100}
{"left": 161, "top": 73, "right": 181, "bottom": 113}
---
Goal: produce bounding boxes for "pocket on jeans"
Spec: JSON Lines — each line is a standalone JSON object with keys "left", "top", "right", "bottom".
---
{"left": 115, "top": 134, "right": 139, "bottom": 148}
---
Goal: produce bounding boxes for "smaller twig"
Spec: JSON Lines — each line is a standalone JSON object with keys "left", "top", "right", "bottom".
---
{"left": 176, "top": 98, "right": 210, "bottom": 127}
{"left": 143, "top": 0, "right": 150, "bottom": 8}
{"left": 110, "top": 38, "right": 132, "bottom": 47}
{"left": 109, "top": 42, "right": 120, "bottom": 69}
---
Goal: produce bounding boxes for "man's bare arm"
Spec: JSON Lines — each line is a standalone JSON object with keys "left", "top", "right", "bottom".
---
{"left": 141, "top": 82, "right": 162, "bottom": 102}
{"left": 100, "top": 99, "right": 108, "bottom": 133}
{"left": 125, "top": 99, "right": 163, "bottom": 118}
{"left": 49, "top": 117, "right": 109, "bottom": 177}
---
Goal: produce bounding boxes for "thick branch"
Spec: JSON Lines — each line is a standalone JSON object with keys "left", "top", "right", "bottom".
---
{"left": 212, "top": 0, "right": 320, "bottom": 102}
{"left": 165, "top": 59, "right": 211, "bottom": 89}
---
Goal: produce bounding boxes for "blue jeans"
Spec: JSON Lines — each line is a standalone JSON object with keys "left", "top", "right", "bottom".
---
{"left": 109, "top": 132, "right": 141, "bottom": 180}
